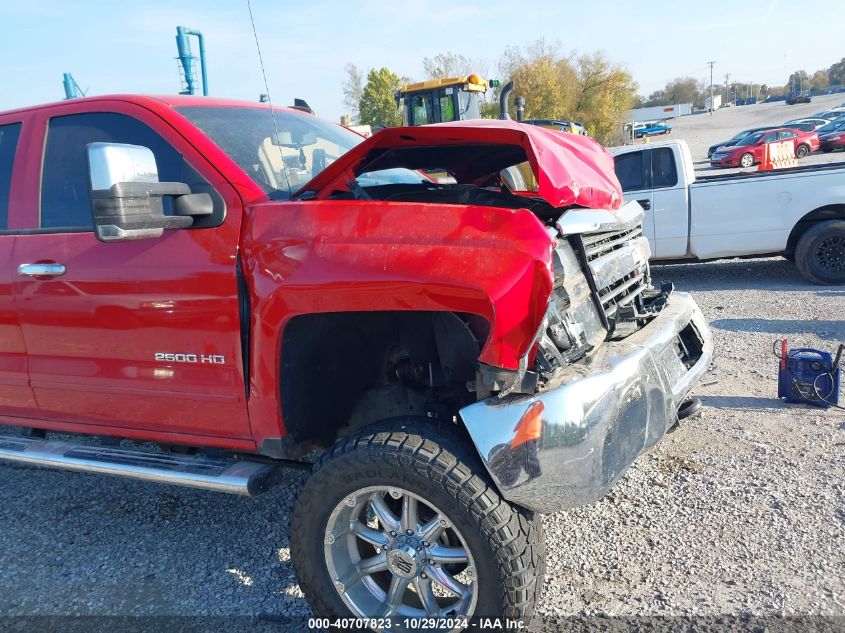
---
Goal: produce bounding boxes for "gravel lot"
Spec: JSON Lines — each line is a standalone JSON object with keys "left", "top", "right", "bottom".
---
{"left": 1, "top": 258, "right": 843, "bottom": 630}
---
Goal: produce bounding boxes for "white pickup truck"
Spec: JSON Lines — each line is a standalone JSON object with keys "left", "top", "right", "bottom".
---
{"left": 609, "top": 139, "right": 845, "bottom": 284}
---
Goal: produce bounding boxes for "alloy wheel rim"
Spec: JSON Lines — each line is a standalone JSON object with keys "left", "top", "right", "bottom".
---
{"left": 324, "top": 485, "right": 478, "bottom": 626}
{"left": 814, "top": 235, "right": 845, "bottom": 272}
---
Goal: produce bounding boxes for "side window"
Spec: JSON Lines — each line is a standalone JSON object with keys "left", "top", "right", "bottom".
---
{"left": 0, "top": 123, "right": 22, "bottom": 230}
{"left": 779, "top": 131, "right": 796, "bottom": 139}
{"left": 650, "top": 148, "right": 678, "bottom": 188}
{"left": 410, "top": 95, "right": 434, "bottom": 126}
{"left": 761, "top": 133, "right": 777, "bottom": 143}
{"left": 439, "top": 95, "right": 457, "bottom": 122}
{"left": 614, "top": 151, "right": 644, "bottom": 192}
{"left": 40, "top": 112, "right": 221, "bottom": 230}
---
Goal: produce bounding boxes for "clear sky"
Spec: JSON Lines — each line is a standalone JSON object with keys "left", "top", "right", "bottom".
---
{"left": 0, "top": 0, "right": 841, "bottom": 121}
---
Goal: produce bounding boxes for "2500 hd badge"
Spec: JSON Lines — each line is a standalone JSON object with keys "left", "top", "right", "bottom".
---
{"left": 154, "top": 352, "right": 226, "bottom": 364}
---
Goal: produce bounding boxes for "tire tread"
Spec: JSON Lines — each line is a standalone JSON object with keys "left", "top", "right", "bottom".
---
{"left": 291, "top": 420, "right": 545, "bottom": 621}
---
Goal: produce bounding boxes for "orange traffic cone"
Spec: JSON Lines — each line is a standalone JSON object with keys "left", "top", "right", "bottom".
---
{"left": 758, "top": 143, "right": 772, "bottom": 171}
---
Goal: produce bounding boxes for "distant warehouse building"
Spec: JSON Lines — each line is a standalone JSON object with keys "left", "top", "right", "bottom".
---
{"left": 626, "top": 103, "right": 693, "bottom": 123}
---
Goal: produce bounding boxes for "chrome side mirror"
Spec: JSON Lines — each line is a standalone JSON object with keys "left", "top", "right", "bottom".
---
{"left": 87, "top": 143, "right": 211, "bottom": 242}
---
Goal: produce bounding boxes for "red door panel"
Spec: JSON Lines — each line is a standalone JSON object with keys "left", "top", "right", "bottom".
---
{"left": 11, "top": 103, "right": 252, "bottom": 442}
{"left": 13, "top": 230, "right": 250, "bottom": 437}
{"left": 0, "top": 236, "right": 38, "bottom": 418}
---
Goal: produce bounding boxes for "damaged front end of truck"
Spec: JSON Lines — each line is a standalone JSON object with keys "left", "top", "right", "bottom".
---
{"left": 290, "top": 120, "right": 713, "bottom": 513}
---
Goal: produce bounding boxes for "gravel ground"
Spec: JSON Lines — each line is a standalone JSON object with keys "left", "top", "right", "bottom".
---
{"left": 1, "top": 257, "right": 844, "bottom": 630}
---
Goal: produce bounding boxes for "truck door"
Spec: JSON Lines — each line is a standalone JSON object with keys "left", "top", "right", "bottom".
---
{"left": 613, "top": 149, "right": 656, "bottom": 249}
{"left": 647, "top": 147, "right": 689, "bottom": 258}
{"left": 0, "top": 120, "right": 39, "bottom": 418}
{"left": 12, "top": 106, "right": 251, "bottom": 441}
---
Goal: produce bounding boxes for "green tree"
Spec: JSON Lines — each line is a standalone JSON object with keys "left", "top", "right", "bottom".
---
{"left": 359, "top": 67, "right": 403, "bottom": 127}
{"left": 812, "top": 70, "right": 830, "bottom": 90}
{"left": 498, "top": 41, "right": 635, "bottom": 144}
{"left": 498, "top": 40, "right": 577, "bottom": 121}
{"left": 663, "top": 77, "right": 704, "bottom": 106}
{"left": 573, "top": 52, "right": 638, "bottom": 144}
{"left": 786, "top": 70, "right": 810, "bottom": 93}
{"left": 342, "top": 63, "right": 364, "bottom": 123}
{"left": 641, "top": 89, "right": 666, "bottom": 107}
{"left": 827, "top": 58, "right": 845, "bottom": 85}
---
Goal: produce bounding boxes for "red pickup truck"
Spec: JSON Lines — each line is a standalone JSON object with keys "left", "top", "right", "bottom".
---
{"left": 0, "top": 95, "right": 712, "bottom": 626}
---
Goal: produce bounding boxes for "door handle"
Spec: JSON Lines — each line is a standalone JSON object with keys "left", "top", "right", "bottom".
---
{"left": 17, "top": 263, "right": 67, "bottom": 278}
{"left": 636, "top": 198, "right": 652, "bottom": 210}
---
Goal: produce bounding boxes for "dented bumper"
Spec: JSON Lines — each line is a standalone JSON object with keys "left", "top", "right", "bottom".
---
{"left": 459, "top": 291, "right": 713, "bottom": 514}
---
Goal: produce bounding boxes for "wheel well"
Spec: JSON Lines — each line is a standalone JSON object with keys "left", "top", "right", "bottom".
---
{"left": 786, "top": 205, "right": 845, "bottom": 255}
{"left": 279, "top": 311, "right": 489, "bottom": 448}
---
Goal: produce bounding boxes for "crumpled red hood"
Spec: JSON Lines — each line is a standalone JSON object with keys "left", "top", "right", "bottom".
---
{"left": 295, "top": 119, "right": 623, "bottom": 211}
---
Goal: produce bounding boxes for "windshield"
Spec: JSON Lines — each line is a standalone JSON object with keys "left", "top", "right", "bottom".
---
{"left": 818, "top": 120, "right": 845, "bottom": 133}
{"left": 730, "top": 130, "right": 753, "bottom": 141}
{"left": 736, "top": 132, "right": 764, "bottom": 146}
{"left": 177, "top": 106, "right": 364, "bottom": 199}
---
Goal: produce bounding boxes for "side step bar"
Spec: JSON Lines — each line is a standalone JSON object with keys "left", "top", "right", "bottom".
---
{"left": 0, "top": 436, "right": 279, "bottom": 496}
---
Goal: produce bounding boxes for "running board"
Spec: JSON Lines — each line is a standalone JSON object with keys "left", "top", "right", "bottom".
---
{"left": 0, "top": 436, "right": 279, "bottom": 495}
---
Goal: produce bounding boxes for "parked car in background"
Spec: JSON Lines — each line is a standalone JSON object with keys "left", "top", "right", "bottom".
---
{"left": 778, "top": 121, "right": 824, "bottom": 133}
{"left": 786, "top": 93, "right": 812, "bottom": 105}
{"left": 819, "top": 130, "right": 845, "bottom": 152}
{"left": 710, "top": 128, "right": 819, "bottom": 168}
{"left": 784, "top": 118, "right": 830, "bottom": 131}
{"left": 813, "top": 110, "right": 845, "bottom": 121}
{"left": 633, "top": 121, "right": 672, "bottom": 138}
{"left": 707, "top": 126, "right": 778, "bottom": 158}
{"left": 814, "top": 119, "right": 845, "bottom": 137}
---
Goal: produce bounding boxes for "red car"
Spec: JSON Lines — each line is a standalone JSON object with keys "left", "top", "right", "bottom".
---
{"left": 819, "top": 130, "right": 845, "bottom": 152}
{"left": 710, "top": 127, "right": 819, "bottom": 168}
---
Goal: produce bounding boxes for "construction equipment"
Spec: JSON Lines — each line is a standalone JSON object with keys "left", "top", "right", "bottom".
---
{"left": 62, "top": 73, "right": 85, "bottom": 99}
{"left": 396, "top": 74, "right": 497, "bottom": 125}
{"left": 175, "top": 26, "right": 208, "bottom": 96}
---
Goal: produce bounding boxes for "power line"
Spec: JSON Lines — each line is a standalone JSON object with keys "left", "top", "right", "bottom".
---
{"left": 707, "top": 61, "right": 716, "bottom": 114}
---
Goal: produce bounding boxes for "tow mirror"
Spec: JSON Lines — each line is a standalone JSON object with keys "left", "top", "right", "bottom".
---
{"left": 86, "top": 142, "right": 212, "bottom": 242}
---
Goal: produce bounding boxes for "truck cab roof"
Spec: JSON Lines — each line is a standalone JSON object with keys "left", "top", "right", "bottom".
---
{"left": 0, "top": 94, "right": 306, "bottom": 118}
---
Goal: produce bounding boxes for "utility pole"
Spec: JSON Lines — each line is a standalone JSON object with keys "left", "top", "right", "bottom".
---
{"left": 724, "top": 73, "right": 731, "bottom": 105}
{"left": 707, "top": 61, "right": 716, "bottom": 114}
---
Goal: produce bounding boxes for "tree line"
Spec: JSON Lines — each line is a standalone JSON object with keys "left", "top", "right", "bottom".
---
{"left": 342, "top": 49, "right": 845, "bottom": 143}
{"left": 342, "top": 42, "right": 637, "bottom": 145}
{"left": 637, "top": 58, "right": 845, "bottom": 108}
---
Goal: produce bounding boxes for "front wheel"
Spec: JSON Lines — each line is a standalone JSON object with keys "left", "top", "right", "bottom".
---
{"left": 795, "top": 220, "right": 845, "bottom": 285}
{"left": 740, "top": 152, "right": 755, "bottom": 168}
{"left": 795, "top": 144, "right": 810, "bottom": 158}
{"left": 291, "top": 421, "right": 545, "bottom": 629}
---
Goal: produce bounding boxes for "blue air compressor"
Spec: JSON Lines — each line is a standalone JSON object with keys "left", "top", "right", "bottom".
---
{"left": 776, "top": 340, "right": 843, "bottom": 409}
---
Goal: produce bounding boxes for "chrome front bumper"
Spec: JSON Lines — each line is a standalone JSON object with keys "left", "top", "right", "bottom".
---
{"left": 459, "top": 291, "right": 713, "bottom": 514}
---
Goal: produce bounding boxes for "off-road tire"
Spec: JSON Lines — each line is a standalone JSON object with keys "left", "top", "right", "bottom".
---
{"left": 291, "top": 419, "right": 545, "bottom": 627}
{"left": 740, "top": 152, "right": 754, "bottom": 168}
{"left": 795, "top": 144, "right": 810, "bottom": 158}
{"left": 795, "top": 219, "right": 845, "bottom": 285}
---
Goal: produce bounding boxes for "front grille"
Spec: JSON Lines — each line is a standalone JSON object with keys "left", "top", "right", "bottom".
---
{"left": 582, "top": 225, "right": 642, "bottom": 259}
{"left": 580, "top": 225, "right": 650, "bottom": 322}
